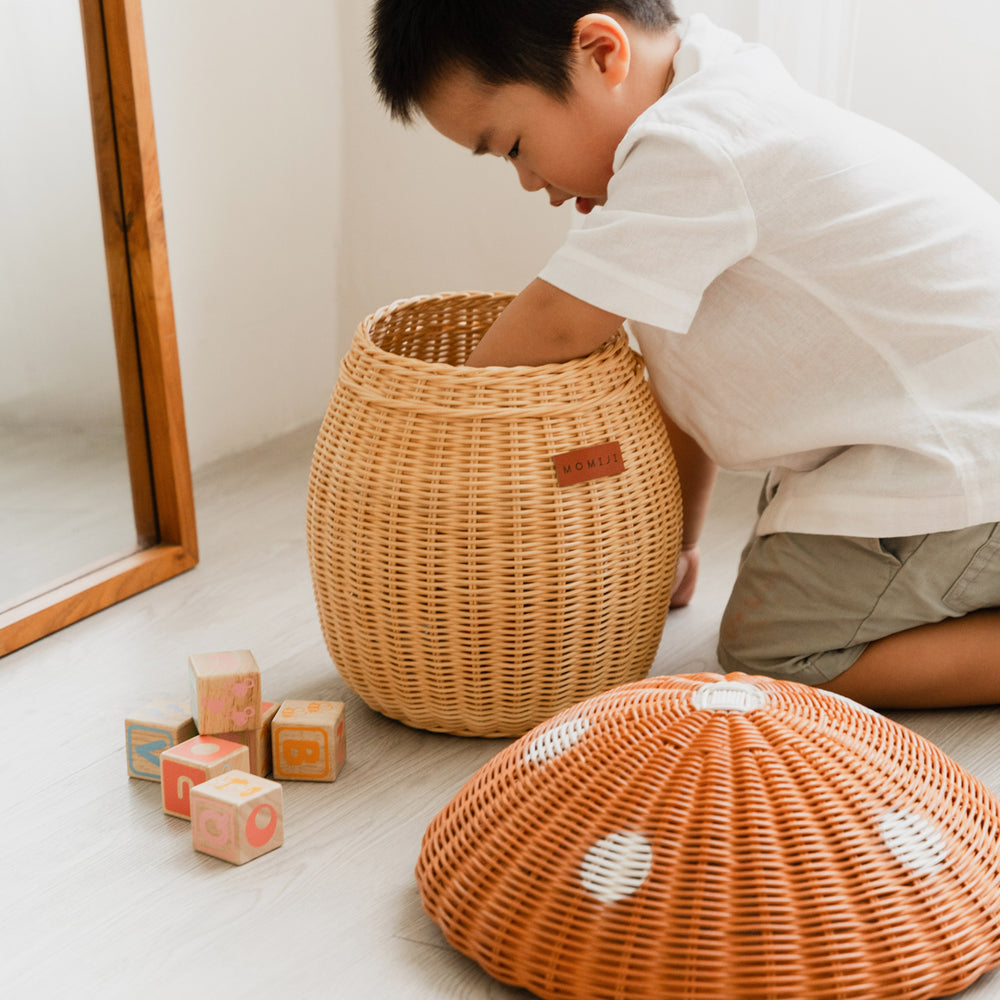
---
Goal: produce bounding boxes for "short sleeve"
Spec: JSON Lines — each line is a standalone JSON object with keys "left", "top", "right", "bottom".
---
{"left": 540, "top": 124, "right": 757, "bottom": 332}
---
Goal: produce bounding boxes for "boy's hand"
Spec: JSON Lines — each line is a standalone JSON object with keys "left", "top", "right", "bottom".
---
{"left": 464, "top": 278, "right": 624, "bottom": 367}
{"left": 670, "top": 544, "right": 700, "bottom": 608}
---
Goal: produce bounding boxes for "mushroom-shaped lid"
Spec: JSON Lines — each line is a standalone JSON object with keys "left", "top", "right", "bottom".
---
{"left": 417, "top": 673, "right": 1000, "bottom": 999}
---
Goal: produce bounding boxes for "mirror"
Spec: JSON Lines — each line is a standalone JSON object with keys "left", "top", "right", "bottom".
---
{"left": 0, "top": 0, "right": 198, "bottom": 655}
{"left": 0, "top": 0, "right": 135, "bottom": 613}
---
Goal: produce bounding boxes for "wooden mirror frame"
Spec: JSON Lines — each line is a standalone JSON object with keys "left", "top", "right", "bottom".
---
{"left": 0, "top": 0, "right": 198, "bottom": 656}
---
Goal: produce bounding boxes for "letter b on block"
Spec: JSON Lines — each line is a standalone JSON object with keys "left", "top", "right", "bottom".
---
{"left": 282, "top": 737, "right": 322, "bottom": 768}
{"left": 271, "top": 700, "right": 346, "bottom": 782}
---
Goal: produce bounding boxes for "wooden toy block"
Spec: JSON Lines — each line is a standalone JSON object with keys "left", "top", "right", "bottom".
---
{"left": 188, "top": 649, "right": 262, "bottom": 734}
{"left": 271, "top": 700, "right": 346, "bottom": 782}
{"left": 124, "top": 700, "right": 197, "bottom": 781}
{"left": 215, "top": 701, "right": 279, "bottom": 777}
{"left": 190, "top": 770, "right": 284, "bottom": 865}
{"left": 160, "top": 735, "right": 249, "bottom": 819}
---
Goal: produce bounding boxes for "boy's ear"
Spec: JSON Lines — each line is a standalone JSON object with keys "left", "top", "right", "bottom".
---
{"left": 574, "top": 14, "right": 631, "bottom": 86}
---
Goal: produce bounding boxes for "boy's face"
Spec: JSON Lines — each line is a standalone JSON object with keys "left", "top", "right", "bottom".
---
{"left": 421, "top": 63, "right": 635, "bottom": 216}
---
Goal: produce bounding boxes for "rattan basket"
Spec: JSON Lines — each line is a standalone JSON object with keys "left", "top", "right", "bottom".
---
{"left": 416, "top": 673, "right": 1000, "bottom": 999}
{"left": 306, "top": 291, "right": 682, "bottom": 737}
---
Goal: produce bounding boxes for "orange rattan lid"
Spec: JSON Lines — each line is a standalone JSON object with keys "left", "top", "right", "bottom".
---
{"left": 417, "top": 673, "right": 1000, "bottom": 999}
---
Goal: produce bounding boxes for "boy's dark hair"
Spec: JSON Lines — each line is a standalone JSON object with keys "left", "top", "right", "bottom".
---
{"left": 370, "top": 0, "right": 680, "bottom": 123}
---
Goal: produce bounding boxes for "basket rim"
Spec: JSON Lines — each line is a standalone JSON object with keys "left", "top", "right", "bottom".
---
{"left": 353, "top": 290, "right": 632, "bottom": 380}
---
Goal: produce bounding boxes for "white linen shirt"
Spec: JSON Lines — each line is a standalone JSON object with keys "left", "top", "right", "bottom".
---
{"left": 540, "top": 14, "right": 1000, "bottom": 537}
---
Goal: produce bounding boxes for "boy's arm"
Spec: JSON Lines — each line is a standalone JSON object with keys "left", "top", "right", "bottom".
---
{"left": 464, "top": 278, "right": 624, "bottom": 367}
{"left": 464, "top": 278, "right": 716, "bottom": 604}
{"left": 657, "top": 403, "right": 717, "bottom": 608}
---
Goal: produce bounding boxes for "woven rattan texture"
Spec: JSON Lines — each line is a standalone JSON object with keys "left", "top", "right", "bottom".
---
{"left": 307, "top": 292, "right": 683, "bottom": 737}
{"left": 417, "top": 673, "right": 1000, "bottom": 999}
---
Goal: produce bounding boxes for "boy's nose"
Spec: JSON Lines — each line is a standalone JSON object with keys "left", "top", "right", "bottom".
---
{"left": 514, "top": 161, "right": 546, "bottom": 193}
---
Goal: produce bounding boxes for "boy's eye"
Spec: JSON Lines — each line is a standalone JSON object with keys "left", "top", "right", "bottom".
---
{"left": 507, "top": 141, "right": 520, "bottom": 160}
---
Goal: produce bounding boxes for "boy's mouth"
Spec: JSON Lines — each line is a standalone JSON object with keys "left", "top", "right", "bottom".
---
{"left": 550, "top": 194, "right": 598, "bottom": 215}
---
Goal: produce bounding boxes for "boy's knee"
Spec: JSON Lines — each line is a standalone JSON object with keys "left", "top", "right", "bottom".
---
{"left": 716, "top": 610, "right": 860, "bottom": 687}
{"left": 716, "top": 606, "right": 771, "bottom": 676}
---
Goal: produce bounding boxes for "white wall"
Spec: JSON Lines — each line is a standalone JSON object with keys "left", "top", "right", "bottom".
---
{"left": 142, "top": 0, "right": 342, "bottom": 469}
{"left": 143, "top": 0, "right": 573, "bottom": 469}
{"left": 850, "top": 0, "right": 1000, "bottom": 200}
{"left": 5, "top": 1, "right": 999, "bottom": 468}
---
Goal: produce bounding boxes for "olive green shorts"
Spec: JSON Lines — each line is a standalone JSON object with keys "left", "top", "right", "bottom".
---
{"left": 717, "top": 489, "right": 1000, "bottom": 685}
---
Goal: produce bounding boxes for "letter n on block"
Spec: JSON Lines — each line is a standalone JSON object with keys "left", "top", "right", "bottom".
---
{"left": 271, "top": 700, "right": 346, "bottom": 782}
{"left": 160, "top": 736, "right": 250, "bottom": 818}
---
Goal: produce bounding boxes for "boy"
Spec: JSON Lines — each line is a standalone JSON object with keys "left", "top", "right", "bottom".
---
{"left": 369, "top": 1, "right": 1000, "bottom": 708}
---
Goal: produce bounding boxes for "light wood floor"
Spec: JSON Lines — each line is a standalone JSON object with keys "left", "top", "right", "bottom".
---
{"left": 3, "top": 423, "right": 998, "bottom": 998}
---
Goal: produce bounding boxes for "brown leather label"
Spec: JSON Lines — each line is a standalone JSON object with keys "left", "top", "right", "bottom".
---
{"left": 552, "top": 441, "right": 625, "bottom": 487}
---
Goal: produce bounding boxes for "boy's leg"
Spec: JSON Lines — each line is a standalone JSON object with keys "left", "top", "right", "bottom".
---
{"left": 717, "top": 516, "right": 1000, "bottom": 708}
{"left": 818, "top": 608, "right": 1000, "bottom": 709}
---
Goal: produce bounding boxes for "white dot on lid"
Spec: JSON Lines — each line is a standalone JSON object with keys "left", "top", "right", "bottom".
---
{"left": 523, "top": 716, "right": 590, "bottom": 765}
{"left": 878, "top": 809, "right": 948, "bottom": 876}
{"left": 580, "top": 831, "right": 654, "bottom": 904}
{"left": 691, "top": 681, "right": 767, "bottom": 713}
